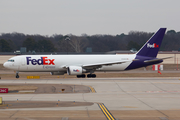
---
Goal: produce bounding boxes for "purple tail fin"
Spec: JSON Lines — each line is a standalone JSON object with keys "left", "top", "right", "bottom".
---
{"left": 136, "top": 28, "right": 166, "bottom": 58}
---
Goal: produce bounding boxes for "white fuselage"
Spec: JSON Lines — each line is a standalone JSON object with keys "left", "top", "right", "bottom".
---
{"left": 3, "top": 54, "right": 136, "bottom": 72}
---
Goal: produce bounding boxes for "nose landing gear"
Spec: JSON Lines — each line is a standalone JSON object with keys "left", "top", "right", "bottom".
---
{"left": 16, "top": 71, "right": 19, "bottom": 78}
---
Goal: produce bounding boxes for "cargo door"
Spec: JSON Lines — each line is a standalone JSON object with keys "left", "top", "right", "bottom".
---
{"left": 20, "top": 57, "right": 28, "bottom": 71}
{"left": 21, "top": 58, "right": 25, "bottom": 66}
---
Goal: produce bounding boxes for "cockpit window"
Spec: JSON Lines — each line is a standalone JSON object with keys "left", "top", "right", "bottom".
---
{"left": 7, "top": 59, "right": 14, "bottom": 62}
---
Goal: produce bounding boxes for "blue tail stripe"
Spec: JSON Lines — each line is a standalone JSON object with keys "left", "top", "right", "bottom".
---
{"left": 136, "top": 28, "right": 166, "bottom": 57}
{"left": 125, "top": 28, "right": 166, "bottom": 70}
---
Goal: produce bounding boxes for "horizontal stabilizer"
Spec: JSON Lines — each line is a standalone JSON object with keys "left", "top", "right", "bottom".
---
{"left": 144, "top": 57, "right": 173, "bottom": 63}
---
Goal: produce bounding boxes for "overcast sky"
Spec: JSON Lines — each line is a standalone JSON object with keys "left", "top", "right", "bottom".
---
{"left": 0, "top": 0, "right": 180, "bottom": 36}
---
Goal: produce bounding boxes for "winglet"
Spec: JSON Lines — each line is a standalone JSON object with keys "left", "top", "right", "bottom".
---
{"left": 136, "top": 28, "right": 166, "bottom": 58}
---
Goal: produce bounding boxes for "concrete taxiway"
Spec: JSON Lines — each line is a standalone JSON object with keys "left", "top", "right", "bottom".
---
{"left": 1, "top": 77, "right": 180, "bottom": 120}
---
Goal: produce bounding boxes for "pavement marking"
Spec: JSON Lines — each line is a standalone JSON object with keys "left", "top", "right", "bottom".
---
{"left": 61, "top": 117, "right": 69, "bottom": 120}
{"left": 159, "top": 117, "right": 169, "bottom": 120}
{"left": 18, "top": 90, "right": 35, "bottom": 93}
{"left": 123, "top": 106, "right": 137, "bottom": 108}
{"left": 168, "top": 108, "right": 180, "bottom": 110}
{"left": 97, "top": 103, "right": 115, "bottom": 120}
{"left": 88, "top": 86, "right": 96, "bottom": 93}
{"left": 146, "top": 91, "right": 180, "bottom": 93}
{"left": 27, "top": 76, "right": 40, "bottom": 79}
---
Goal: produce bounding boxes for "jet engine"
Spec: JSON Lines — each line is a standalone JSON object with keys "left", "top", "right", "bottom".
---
{"left": 67, "top": 66, "right": 84, "bottom": 75}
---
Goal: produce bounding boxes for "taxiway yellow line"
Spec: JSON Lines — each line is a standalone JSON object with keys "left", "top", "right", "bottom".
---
{"left": 98, "top": 103, "right": 115, "bottom": 120}
{"left": 88, "top": 86, "right": 96, "bottom": 93}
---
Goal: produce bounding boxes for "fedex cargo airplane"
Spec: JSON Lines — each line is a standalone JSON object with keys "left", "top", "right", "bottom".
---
{"left": 3, "top": 28, "right": 171, "bottom": 78}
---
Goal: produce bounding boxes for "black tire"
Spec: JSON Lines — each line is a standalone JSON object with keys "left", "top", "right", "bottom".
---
{"left": 92, "top": 74, "right": 96, "bottom": 78}
{"left": 87, "top": 74, "right": 91, "bottom": 78}
{"left": 16, "top": 75, "right": 19, "bottom": 78}
{"left": 77, "top": 74, "right": 86, "bottom": 78}
{"left": 82, "top": 74, "right": 86, "bottom": 78}
{"left": 87, "top": 74, "right": 96, "bottom": 78}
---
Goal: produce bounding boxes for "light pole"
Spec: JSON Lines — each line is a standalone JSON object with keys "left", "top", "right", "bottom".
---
{"left": 65, "top": 36, "right": 70, "bottom": 54}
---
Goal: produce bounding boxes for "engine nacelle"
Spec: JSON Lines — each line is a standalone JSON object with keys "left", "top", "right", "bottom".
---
{"left": 50, "top": 72, "right": 65, "bottom": 75}
{"left": 67, "top": 66, "right": 83, "bottom": 75}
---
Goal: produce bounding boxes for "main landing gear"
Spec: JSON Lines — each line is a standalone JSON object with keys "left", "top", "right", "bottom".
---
{"left": 16, "top": 71, "right": 19, "bottom": 78}
{"left": 76, "top": 74, "right": 96, "bottom": 78}
{"left": 77, "top": 74, "right": 86, "bottom": 78}
{"left": 87, "top": 74, "right": 96, "bottom": 78}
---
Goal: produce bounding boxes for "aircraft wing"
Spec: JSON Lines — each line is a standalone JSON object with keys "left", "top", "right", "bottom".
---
{"left": 62, "top": 59, "right": 138, "bottom": 69}
{"left": 82, "top": 59, "right": 137, "bottom": 69}
{"left": 144, "top": 57, "right": 173, "bottom": 63}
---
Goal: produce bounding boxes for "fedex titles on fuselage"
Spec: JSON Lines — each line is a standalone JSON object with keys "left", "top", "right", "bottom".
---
{"left": 26, "top": 57, "right": 55, "bottom": 65}
{"left": 147, "top": 43, "right": 159, "bottom": 48}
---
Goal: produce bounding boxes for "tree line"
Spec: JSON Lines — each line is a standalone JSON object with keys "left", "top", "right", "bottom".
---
{"left": 0, "top": 30, "right": 180, "bottom": 52}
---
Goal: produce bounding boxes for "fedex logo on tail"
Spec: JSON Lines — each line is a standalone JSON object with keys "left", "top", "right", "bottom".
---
{"left": 147, "top": 43, "right": 159, "bottom": 48}
{"left": 26, "top": 57, "right": 55, "bottom": 65}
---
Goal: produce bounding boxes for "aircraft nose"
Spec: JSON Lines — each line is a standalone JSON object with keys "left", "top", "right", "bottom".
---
{"left": 3, "top": 62, "right": 8, "bottom": 68}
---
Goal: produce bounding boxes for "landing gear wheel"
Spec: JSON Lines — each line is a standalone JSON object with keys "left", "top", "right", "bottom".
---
{"left": 82, "top": 74, "right": 86, "bottom": 78}
{"left": 87, "top": 74, "right": 91, "bottom": 78}
{"left": 16, "top": 72, "right": 19, "bottom": 78}
{"left": 77, "top": 75, "right": 81, "bottom": 78}
{"left": 92, "top": 74, "right": 96, "bottom": 78}
{"left": 87, "top": 74, "right": 96, "bottom": 78}
{"left": 16, "top": 74, "right": 19, "bottom": 78}
{"left": 76, "top": 74, "right": 86, "bottom": 78}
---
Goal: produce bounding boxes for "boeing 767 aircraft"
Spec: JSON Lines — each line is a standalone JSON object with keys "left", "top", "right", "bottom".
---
{"left": 3, "top": 28, "right": 171, "bottom": 78}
